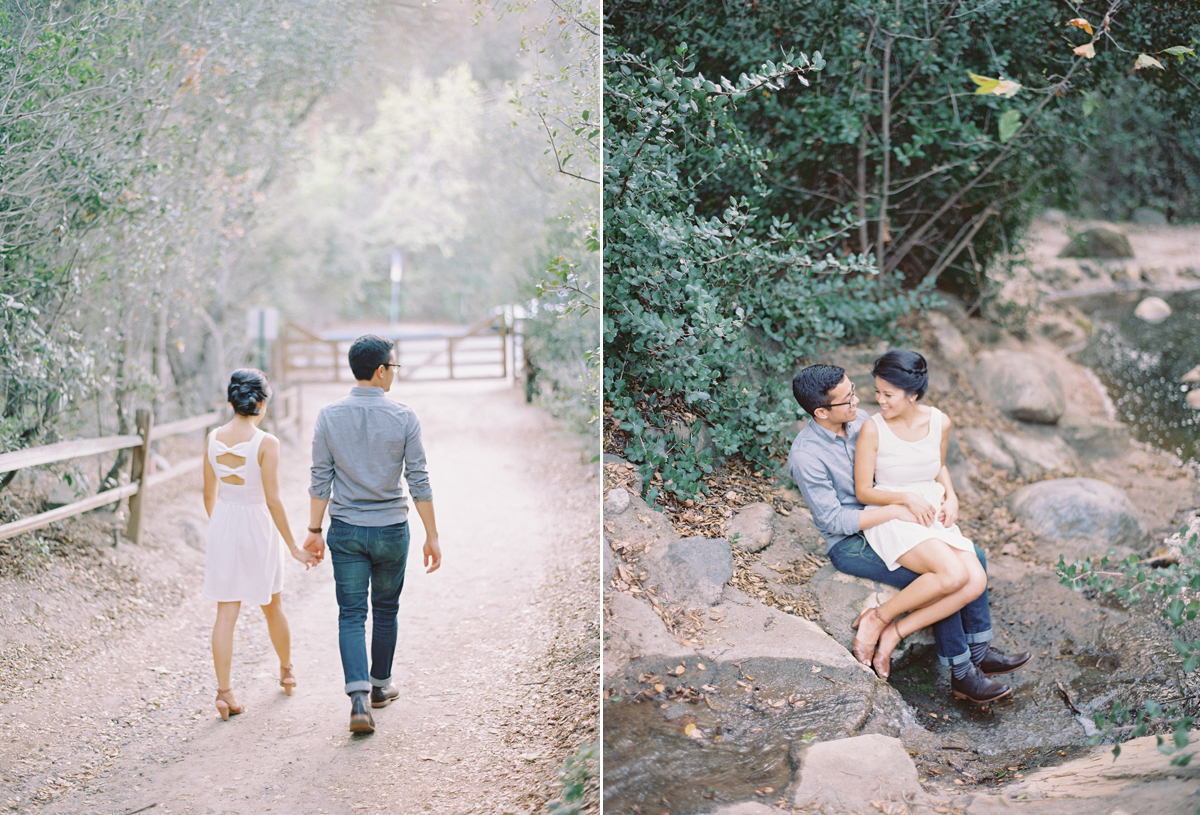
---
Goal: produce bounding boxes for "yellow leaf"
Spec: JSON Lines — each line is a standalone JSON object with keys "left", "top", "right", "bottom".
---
{"left": 1074, "top": 43, "right": 1096, "bottom": 59}
{"left": 1066, "top": 18, "right": 1094, "bottom": 36}
{"left": 969, "top": 72, "right": 1021, "bottom": 97}
{"left": 968, "top": 71, "right": 1000, "bottom": 95}
{"left": 684, "top": 723, "right": 703, "bottom": 739}
{"left": 1134, "top": 53, "right": 1164, "bottom": 71}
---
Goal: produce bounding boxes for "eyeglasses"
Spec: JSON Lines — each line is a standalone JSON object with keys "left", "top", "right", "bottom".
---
{"left": 383, "top": 363, "right": 402, "bottom": 371}
{"left": 823, "top": 384, "right": 856, "bottom": 410}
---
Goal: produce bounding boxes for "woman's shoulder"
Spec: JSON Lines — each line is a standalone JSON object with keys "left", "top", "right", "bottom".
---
{"left": 926, "top": 404, "right": 951, "bottom": 427}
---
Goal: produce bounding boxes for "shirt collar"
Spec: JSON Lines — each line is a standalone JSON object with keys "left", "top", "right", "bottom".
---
{"left": 807, "top": 409, "right": 865, "bottom": 443}
{"left": 350, "top": 386, "right": 386, "bottom": 398}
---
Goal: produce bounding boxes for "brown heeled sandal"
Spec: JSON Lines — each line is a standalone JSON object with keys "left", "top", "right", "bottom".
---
{"left": 851, "top": 607, "right": 889, "bottom": 666}
{"left": 279, "top": 665, "right": 296, "bottom": 696}
{"left": 215, "top": 688, "right": 244, "bottom": 721}
{"left": 872, "top": 620, "right": 904, "bottom": 681}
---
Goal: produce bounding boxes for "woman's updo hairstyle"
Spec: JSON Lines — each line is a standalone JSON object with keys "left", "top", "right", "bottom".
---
{"left": 871, "top": 349, "right": 928, "bottom": 400}
{"left": 227, "top": 368, "right": 271, "bottom": 416}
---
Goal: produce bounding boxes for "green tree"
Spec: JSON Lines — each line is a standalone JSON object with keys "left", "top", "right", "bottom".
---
{"left": 604, "top": 40, "right": 933, "bottom": 501}
{"left": 606, "top": 0, "right": 1198, "bottom": 304}
{"left": 1, "top": 0, "right": 365, "bottom": 468}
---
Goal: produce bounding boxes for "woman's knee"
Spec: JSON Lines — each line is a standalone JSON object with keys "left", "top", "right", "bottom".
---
{"left": 935, "top": 558, "right": 970, "bottom": 594}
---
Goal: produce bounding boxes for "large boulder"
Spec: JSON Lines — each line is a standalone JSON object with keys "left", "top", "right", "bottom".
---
{"left": 1009, "top": 478, "right": 1147, "bottom": 559}
{"left": 726, "top": 502, "right": 775, "bottom": 553}
{"left": 996, "top": 430, "right": 1078, "bottom": 478}
{"left": 1132, "top": 206, "right": 1169, "bottom": 226}
{"left": 603, "top": 591, "right": 694, "bottom": 676}
{"left": 958, "top": 427, "right": 1017, "bottom": 473}
{"left": 1058, "top": 226, "right": 1134, "bottom": 259}
{"left": 971, "top": 351, "right": 1066, "bottom": 424}
{"left": 927, "top": 311, "right": 973, "bottom": 368}
{"left": 642, "top": 537, "right": 733, "bottom": 608}
{"left": 792, "top": 734, "right": 932, "bottom": 814}
{"left": 1055, "top": 418, "right": 1132, "bottom": 461}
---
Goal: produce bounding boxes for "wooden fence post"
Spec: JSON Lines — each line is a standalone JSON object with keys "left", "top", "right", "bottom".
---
{"left": 499, "top": 313, "right": 508, "bottom": 378}
{"left": 124, "top": 408, "right": 154, "bottom": 545}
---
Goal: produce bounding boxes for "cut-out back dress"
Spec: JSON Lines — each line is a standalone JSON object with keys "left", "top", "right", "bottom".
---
{"left": 202, "top": 428, "right": 284, "bottom": 604}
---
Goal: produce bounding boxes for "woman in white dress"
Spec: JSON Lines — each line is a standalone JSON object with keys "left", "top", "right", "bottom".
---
{"left": 850, "top": 350, "right": 987, "bottom": 680}
{"left": 202, "top": 369, "right": 319, "bottom": 720}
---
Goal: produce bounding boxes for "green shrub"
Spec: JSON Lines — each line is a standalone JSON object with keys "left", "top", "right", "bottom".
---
{"left": 543, "top": 740, "right": 598, "bottom": 815}
{"left": 1057, "top": 527, "right": 1200, "bottom": 766}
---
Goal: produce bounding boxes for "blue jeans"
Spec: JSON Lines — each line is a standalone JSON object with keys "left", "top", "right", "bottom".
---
{"left": 327, "top": 518, "right": 410, "bottom": 694}
{"left": 828, "top": 534, "right": 992, "bottom": 667}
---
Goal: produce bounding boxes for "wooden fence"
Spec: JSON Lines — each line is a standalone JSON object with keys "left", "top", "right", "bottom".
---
{"left": 0, "top": 385, "right": 301, "bottom": 546}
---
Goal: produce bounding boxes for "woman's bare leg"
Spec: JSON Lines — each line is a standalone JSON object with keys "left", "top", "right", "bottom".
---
{"left": 853, "top": 540, "right": 972, "bottom": 663}
{"left": 261, "top": 592, "right": 294, "bottom": 691}
{"left": 872, "top": 548, "right": 987, "bottom": 678}
{"left": 213, "top": 601, "right": 241, "bottom": 690}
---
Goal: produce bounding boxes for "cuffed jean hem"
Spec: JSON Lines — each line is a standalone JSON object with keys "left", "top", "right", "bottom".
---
{"left": 966, "top": 628, "right": 994, "bottom": 644}
{"left": 370, "top": 675, "right": 392, "bottom": 688}
{"left": 345, "top": 681, "right": 371, "bottom": 694}
{"left": 939, "top": 649, "right": 973, "bottom": 668}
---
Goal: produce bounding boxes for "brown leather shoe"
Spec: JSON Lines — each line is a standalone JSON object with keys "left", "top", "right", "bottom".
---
{"left": 951, "top": 663, "right": 1012, "bottom": 704}
{"left": 977, "top": 646, "right": 1032, "bottom": 676}
{"left": 370, "top": 683, "right": 399, "bottom": 708}
{"left": 349, "top": 692, "right": 375, "bottom": 733}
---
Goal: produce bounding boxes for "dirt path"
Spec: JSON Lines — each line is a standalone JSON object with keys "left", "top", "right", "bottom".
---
{"left": 0, "top": 380, "right": 599, "bottom": 814}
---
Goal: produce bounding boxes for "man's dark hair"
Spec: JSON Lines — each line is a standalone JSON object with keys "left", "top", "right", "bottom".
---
{"left": 872, "top": 349, "right": 928, "bottom": 400}
{"left": 348, "top": 335, "right": 394, "bottom": 381}
{"left": 792, "top": 364, "right": 846, "bottom": 415}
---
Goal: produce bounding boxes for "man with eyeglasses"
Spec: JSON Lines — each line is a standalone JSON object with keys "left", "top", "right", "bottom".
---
{"left": 787, "top": 363, "right": 1027, "bottom": 703}
{"left": 304, "top": 334, "right": 442, "bottom": 732}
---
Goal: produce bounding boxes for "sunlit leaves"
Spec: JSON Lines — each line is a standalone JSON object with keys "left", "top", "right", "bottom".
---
{"left": 968, "top": 72, "right": 1021, "bottom": 97}
{"left": 1073, "top": 42, "right": 1096, "bottom": 59}
{"left": 1134, "top": 53, "right": 1164, "bottom": 71}
{"left": 1066, "top": 18, "right": 1094, "bottom": 36}
{"left": 1161, "top": 46, "right": 1196, "bottom": 63}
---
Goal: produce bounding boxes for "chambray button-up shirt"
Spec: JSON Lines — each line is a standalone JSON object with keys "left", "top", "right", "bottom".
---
{"left": 787, "top": 408, "right": 870, "bottom": 553}
{"left": 309, "top": 387, "right": 433, "bottom": 527}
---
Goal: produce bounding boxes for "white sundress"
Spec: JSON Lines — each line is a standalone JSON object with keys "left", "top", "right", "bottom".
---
{"left": 863, "top": 407, "right": 975, "bottom": 571}
{"left": 202, "top": 427, "right": 284, "bottom": 605}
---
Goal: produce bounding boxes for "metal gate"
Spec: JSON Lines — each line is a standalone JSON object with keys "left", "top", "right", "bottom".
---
{"left": 280, "top": 313, "right": 511, "bottom": 383}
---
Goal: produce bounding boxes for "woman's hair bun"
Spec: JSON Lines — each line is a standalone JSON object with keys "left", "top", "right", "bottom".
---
{"left": 871, "top": 349, "right": 929, "bottom": 401}
{"left": 227, "top": 368, "right": 271, "bottom": 416}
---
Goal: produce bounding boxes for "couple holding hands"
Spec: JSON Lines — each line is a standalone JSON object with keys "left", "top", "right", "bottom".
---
{"left": 789, "top": 349, "right": 1031, "bottom": 703}
{"left": 200, "top": 335, "right": 441, "bottom": 732}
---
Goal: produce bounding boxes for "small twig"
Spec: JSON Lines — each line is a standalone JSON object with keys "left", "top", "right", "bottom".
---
{"left": 119, "top": 805, "right": 157, "bottom": 815}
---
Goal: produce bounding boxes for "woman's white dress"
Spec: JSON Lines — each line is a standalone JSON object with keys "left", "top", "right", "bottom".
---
{"left": 202, "top": 428, "right": 284, "bottom": 604}
{"left": 864, "top": 407, "right": 975, "bottom": 571}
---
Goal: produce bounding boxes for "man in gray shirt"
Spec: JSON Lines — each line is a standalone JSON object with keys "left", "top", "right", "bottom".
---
{"left": 788, "top": 363, "right": 1028, "bottom": 704}
{"left": 303, "top": 334, "right": 442, "bottom": 733}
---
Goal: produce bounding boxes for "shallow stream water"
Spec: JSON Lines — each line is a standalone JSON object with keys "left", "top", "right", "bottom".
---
{"left": 1071, "top": 287, "right": 1200, "bottom": 466}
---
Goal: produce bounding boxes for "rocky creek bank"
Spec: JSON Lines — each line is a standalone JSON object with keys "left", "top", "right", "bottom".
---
{"left": 603, "top": 223, "right": 1200, "bottom": 814}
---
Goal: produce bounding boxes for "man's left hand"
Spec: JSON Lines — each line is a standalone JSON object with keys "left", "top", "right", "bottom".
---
{"left": 423, "top": 537, "right": 441, "bottom": 573}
